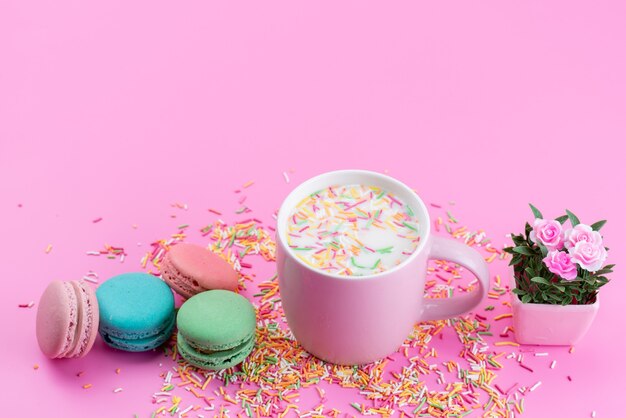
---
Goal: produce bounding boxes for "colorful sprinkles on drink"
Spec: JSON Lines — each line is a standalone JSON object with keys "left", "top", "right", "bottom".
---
{"left": 286, "top": 184, "right": 420, "bottom": 276}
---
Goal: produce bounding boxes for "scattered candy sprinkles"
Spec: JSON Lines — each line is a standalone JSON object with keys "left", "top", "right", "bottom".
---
{"left": 112, "top": 191, "right": 572, "bottom": 418}
{"left": 32, "top": 175, "right": 589, "bottom": 417}
{"left": 286, "top": 184, "right": 420, "bottom": 276}
{"left": 86, "top": 245, "right": 127, "bottom": 262}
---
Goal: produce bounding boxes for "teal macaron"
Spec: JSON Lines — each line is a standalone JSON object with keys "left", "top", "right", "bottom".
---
{"left": 176, "top": 290, "right": 256, "bottom": 370}
{"left": 96, "top": 272, "right": 175, "bottom": 352}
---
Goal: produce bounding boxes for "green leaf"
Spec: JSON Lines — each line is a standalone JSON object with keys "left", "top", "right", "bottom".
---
{"left": 566, "top": 209, "right": 580, "bottom": 226}
{"left": 547, "top": 293, "right": 562, "bottom": 301}
{"left": 524, "top": 222, "right": 532, "bottom": 236}
{"left": 512, "top": 246, "right": 535, "bottom": 256}
{"left": 590, "top": 220, "right": 607, "bottom": 231}
{"left": 555, "top": 215, "right": 568, "bottom": 224}
{"left": 595, "top": 276, "right": 609, "bottom": 285}
{"left": 512, "top": 235, "right": 526, "bottom": 245}
{"left": 529, "top": 203, "right": 543, "bottom": 219}
{"left": 554, "top": 285, "right": 565, "bottom": 292}
{"left": 530, "top": 276, "right": 550, "bottom": 285}
{"left": 521, "top": 294, "right": 532, "bottom": 303}
{"left": 511, "top": 288, "right": 525, "bottom": 295}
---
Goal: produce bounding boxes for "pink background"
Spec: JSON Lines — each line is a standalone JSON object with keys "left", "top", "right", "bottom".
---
{"left": 1, "top": 1, "right": 625, "bottom": 417}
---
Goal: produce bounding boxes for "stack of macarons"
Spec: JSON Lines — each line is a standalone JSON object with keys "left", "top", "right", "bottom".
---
{"left": 35, "top": 243, "right": 257, "bottom": 370}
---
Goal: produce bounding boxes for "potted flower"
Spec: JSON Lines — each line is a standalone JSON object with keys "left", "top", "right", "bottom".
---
{"left": 503, "top": 204, "right": 614, "bottom": 345}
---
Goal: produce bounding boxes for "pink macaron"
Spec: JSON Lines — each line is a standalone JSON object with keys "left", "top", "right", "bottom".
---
{"left": 36, "top": 280, "right": 99, "bottom": 359}
{"left": 160, "top": 243, "right": 238, "bottom": 298}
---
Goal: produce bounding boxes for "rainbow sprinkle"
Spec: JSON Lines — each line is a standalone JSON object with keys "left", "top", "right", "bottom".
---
{"left": 85, "top": 244, "right": 127, "bottom": 262}
{"left": 286, "top": 184, "right": 420, "bottom": 276}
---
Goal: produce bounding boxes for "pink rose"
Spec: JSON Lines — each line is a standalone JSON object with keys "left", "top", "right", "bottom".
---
{"left": 564, "top": 224, "right": 603, "bottom": 250}
{"left": 543, "top": 250, "right": 578, "bottom": 281}
{"left": 529, "top": 219, "right": 564, "bottom": 250}
{"left": 570, "top": 241, "right": 608, "bottom": 272}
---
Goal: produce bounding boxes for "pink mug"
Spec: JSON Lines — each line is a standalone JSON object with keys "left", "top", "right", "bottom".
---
{"left": 276, "top": 170, "right": 489, "bottom": 365}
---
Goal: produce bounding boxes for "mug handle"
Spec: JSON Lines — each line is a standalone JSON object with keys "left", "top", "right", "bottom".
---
{"left": 419, "top": 236, "right": 490, "bottom": 321}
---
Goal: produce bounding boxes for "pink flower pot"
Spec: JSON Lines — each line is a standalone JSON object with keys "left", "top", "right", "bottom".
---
{"left": 511, "top": 291, "right": 599, "bottom": 345}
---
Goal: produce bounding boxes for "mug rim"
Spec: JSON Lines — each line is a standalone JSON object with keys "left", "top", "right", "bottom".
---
{"left": 277, "top": 169, "right": 432, "bottom": 281}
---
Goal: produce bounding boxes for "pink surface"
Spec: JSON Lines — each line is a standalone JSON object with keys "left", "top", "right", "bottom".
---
{"left": 1, "top": 1, "right": 625, "bottom": 417}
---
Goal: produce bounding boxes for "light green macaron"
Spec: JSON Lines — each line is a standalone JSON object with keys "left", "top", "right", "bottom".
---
{"left": 176, "top": 290, "right": 256, "bottom": 370}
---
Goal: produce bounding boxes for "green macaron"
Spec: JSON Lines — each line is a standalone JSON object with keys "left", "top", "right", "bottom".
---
{"left": 176, "top": 290, "right": 256, "bottom": 370}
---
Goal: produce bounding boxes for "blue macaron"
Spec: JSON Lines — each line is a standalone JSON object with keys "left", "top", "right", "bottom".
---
{"left": 96, "top": 272, "right": 175, "bottom": 352}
